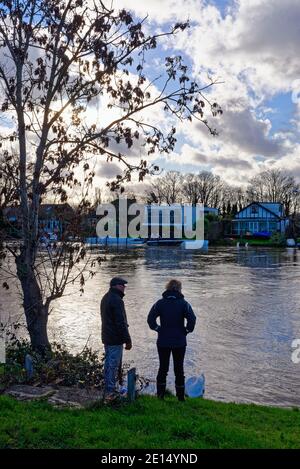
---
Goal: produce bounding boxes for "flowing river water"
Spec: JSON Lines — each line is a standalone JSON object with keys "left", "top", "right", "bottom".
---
{"left": 1, "top": 246, "right": 300, "bottom": 407}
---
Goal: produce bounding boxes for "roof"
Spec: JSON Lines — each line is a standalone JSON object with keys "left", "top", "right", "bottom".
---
{"left": 3, "top": 206, "right": 19, "bottom": 218}
{"left": 4, "top": 203, "right": 75, "bottom": 220}
{"left": 234, "top": 202, "right": 284, "bottom": 219}
{"left": 258, "top": 203, "right": 283, "bottom": 217}
{"left": 38, "top": 203, "right": 74, "bottom": 219}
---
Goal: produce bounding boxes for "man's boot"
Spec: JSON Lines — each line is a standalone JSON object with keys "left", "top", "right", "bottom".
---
{"left": 156, "top": 381, "right": 166, "bottom": 399}
{"left": 175, "top": 385, "right": 185, "bottom": 402}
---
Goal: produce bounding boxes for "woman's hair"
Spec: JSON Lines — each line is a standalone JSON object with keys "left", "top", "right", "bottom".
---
{"left": 165, "top": 279, "right": 182, "bottom": 292}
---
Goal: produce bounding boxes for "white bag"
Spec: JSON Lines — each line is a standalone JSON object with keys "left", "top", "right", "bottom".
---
{"left": 185, "top": 374, "right": 205, "bottom": 398}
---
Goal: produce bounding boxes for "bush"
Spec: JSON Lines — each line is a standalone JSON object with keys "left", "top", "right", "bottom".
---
{"left": 270, "top": 232, "right": 286, "bottom": 247}
{"left": 32, "top": 343, "right": 105, "bottom": 388}
{"left": 0, "top": 362, "right": 27, "bottom": 389}
{"left": 0, "top": 325, "right": 148, "bottom": 395}
{"left": 205, "top": 213, "right": 219, "bottom": 222}
{"left": 0, "top": 330, "right": 105, "bottom": 389}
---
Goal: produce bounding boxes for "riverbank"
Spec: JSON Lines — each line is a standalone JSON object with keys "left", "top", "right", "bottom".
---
{"left": 211, "top": 239, "right": 287, "bottom": 247}
{"left": 1, "top": 394, "right": 300, "bottom": 448}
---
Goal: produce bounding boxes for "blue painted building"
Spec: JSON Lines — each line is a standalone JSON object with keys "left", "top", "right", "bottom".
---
{"left": 144, "top": 205, "right": 218, "bottom": 238}
{"left": 4, "top": 203, "right": 74, "bottom": 238}
{"left": 232, "top": 202, "right": 289, "bottom": 236}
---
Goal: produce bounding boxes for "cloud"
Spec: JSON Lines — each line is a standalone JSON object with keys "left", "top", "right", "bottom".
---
{"left": 207, "top": 109, "right": 282, "bottom": 156}
{"left": 149, "top": 0, "right": 300, "bottom": 183}
{"left": 3, "top": 0, "right": 300, "bottom": 190}
{"left": 62, "top": 0, "right": 300, "bottom": 186}
{"left": 232, "top": 0, "right": 300, "bottom": 81}
{"left": 192, "top": 152, "right": 253, "bottom": 170}
{"left": 168, "top": 0, "right": 300, "bottom": 97}
{"left": 96, "top": 161, "right": 122, "bottom": 179}
{"left": 117, "top": 0, "right": 206, "bottom": 23}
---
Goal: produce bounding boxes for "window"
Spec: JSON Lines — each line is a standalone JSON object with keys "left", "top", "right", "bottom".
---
{"left": 269, "top": 222, "right": 277, "bottom": 232}
{"left": 251, "top": 205, "right": 259, "bottom": 214}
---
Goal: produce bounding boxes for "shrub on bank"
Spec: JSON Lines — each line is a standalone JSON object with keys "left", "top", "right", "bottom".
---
{"left": 269, "top": 233, "right": 286, "bottom": 247}
{"left": 0, "top": 330, "right": 105, "bottom": 390}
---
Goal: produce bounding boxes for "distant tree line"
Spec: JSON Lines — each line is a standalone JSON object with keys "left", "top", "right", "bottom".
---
{"left": 144, "top": 168, "right": 300, "bottom": 217}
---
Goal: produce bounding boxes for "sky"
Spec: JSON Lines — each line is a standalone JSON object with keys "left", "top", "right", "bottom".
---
{"left": 1, "top": 0, "right": 299, "bottom": 197}
{"left": 94, "top": 0, "right": 300, "bottom": 194}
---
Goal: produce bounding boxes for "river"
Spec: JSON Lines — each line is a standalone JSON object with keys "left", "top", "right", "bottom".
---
{"left": 1, "top": 246, "right": 300, "bottom": 407}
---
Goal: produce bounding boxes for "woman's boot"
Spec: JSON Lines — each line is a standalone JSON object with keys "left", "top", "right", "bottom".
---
{"left": 175, "top": 385, "right": 185, "bottom": 401}
{"left": 156, "top": 381, "right": 166, "bottom": 399}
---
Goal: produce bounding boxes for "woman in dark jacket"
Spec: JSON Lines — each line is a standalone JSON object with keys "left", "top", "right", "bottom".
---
{"left": 147, "top": 279, "right": 196, "bottom": 401}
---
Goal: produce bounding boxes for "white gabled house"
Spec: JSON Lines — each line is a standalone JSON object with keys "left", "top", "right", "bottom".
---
{"left": 231, "top": 202, "right": 289, "bottom": 236}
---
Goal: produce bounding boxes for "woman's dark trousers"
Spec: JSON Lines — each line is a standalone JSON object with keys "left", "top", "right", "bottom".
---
{"left": 157, "top": 346, "right": 186, "bottom": 401}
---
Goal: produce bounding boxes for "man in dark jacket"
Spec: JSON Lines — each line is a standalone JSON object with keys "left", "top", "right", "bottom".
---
{"left": 100, "top": 277, "right": 132, "bottom": 398}
{"left": 147, "top": 279, "right": 196, "bottom": 401}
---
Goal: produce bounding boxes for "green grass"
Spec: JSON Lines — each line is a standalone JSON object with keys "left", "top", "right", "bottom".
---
{"left": 246, "top": 239, "right": 278, "bottom": 246}
{"left": 1, "top": 395, "right": 300, "bottom": 449}
{"left": 214, "top": 238, "right": 285, "bottom": 247}
{"left": 212, "top": 239, "right": 272, "bottom": 247}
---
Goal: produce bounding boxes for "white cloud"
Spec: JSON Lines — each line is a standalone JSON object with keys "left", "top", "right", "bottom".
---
{"left": 201, "top": 109, "right": 282, "bottom": 156}
{"left": 3, "top": 0, "right": 300, "bottom": 190}
{"left": 116, "top": 0, "right": 206, "bottom": 23}
{"left": 125, "top": 0, "right": 300, "bottom": 184}
{"left": 166, "top": 0, "right": 300, "bottom": 97}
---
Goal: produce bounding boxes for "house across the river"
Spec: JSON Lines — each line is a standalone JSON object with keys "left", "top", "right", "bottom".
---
{"left": 231, "top": 202, "right": 289, "bottom": 237}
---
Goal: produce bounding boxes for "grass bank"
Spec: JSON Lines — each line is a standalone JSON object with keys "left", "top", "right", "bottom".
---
{"left": 212, "top": 239, "right": 286, "bottom": 247}
{"left": 1, "top": 395, "right": 300, "bottom": 449}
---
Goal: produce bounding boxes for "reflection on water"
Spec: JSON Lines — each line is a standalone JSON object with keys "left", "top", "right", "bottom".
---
{"left": 1, "top": 246, "right": 300, "bottom": 407}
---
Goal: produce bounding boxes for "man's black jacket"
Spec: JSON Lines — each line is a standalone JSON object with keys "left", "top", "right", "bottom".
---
{"left": 147, "top": 290, "right": 196, "bottom": 348}
{"left": 100, "top": 288, "right": 131, "bottom": 345}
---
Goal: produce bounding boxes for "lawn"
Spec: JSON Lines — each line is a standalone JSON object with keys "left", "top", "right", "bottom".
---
{"left": 246, "top": 239, "right": 278, "bottom": 246}
{"left": 1, "top": 395, "right": 300, "bottom": 449}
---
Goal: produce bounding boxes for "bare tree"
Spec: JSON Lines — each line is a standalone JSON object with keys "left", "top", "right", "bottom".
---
{"left": 0, "top": 152, "right": 19, "bottom": 211}
{"left": 93, "top": 188, "right": 102, "bottom": 208}
{"left": 148, "top": 171, "right": 184, "bottom": 205}
{"left": 192, "top": 171, "right": 221, "bottom": 207}
{"left": 219, "top": 183, "right": 246, "bottom": 216}
{"left": 181, "top": 173, "right": 202, "bottom": 205}
{"left": 152, "top": 170, "right": 223, "bottom": 208}
{"left": 247, "top": 169, "right": 298, "bottom": 215}
{"left": 0, "top": 151, "right": 20, "bottom": 242}
{"left": 0, "top": 0, "right": 221, "bottom": 352}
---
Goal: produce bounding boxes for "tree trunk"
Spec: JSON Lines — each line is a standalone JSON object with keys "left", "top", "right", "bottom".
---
{"left": 16, "top": 247, "right": 51, "bottom": 355}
